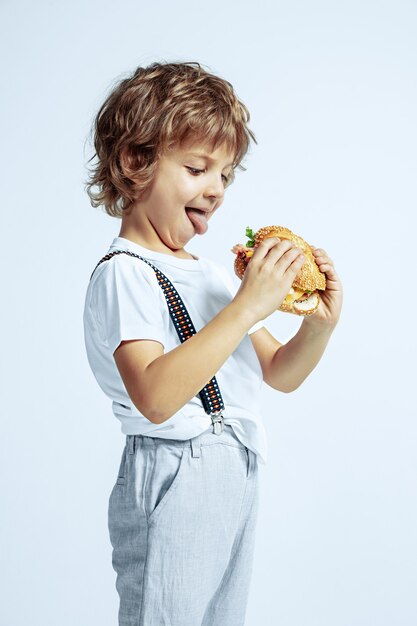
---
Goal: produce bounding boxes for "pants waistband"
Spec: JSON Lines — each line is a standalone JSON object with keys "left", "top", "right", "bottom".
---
{"left": 125, "top": 425, "right": 256, "bottom": 478}
{"left": 126, "top": 424, "right": 247, "bottom": 455}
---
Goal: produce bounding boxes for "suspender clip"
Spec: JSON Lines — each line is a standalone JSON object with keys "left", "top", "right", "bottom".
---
{"left": 210, "top": 410, "right": 224, "bottom": 436}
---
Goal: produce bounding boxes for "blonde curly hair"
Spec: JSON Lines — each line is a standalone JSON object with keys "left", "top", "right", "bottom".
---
{"left": 84, "top": 61, "right": 257, "bottom": 218}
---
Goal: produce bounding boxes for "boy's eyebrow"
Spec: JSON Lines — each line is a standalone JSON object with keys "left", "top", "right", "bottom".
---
{"left": 185, "top": 152, "right": 234, "bottom": 168}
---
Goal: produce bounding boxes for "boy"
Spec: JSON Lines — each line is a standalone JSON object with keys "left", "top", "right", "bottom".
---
{"left": 83, "top": 61, "right": 343, "bottom": 626}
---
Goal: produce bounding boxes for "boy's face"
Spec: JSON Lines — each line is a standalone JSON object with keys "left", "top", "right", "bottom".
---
{"left": 122, "top": 137, "right": 236, "bottom": 255}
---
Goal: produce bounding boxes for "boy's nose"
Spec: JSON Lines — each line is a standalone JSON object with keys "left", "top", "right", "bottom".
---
{"left": 204, "top": 179, "right": 225, "bottom": 202}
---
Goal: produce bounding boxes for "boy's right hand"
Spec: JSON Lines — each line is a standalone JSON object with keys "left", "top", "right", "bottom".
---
{"left": 233, "top": 237, "right": 305, "bottom": 322}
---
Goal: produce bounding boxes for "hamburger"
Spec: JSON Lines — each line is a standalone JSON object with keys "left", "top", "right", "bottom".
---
{"left": 231, "top": 225, "right": 327, "bottom": 316}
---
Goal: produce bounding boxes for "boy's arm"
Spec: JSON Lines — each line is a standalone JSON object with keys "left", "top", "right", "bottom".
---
{"left": 250, "top": 321, "right": 336, "bottom": 393}
{"left": 115, "top": 300, "right": 259, "bottom": 424}
{"left": 250, "top": 244, "right": 342, "bottom": 393}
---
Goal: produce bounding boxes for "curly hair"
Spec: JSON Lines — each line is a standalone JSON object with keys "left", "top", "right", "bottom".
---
{"left": 84, "top": 61, "right": 257, "bottom": 218}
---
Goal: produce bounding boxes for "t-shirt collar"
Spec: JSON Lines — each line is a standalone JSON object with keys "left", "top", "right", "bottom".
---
{"left": 109, "top": 236, "right": 203, "bottom": 271}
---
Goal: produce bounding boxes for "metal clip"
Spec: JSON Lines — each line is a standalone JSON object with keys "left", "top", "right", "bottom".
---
{"left": 210, "top": 410, "right": 224, "bottom": 435}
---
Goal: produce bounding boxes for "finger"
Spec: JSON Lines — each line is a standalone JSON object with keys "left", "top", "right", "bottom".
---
{"left": 317, "top": 259, "right": 333, "bottom": 271}
{"left": 256, "top": 238, "right": 294, "bottom": 265}
{"left": 312, "top": 248, "right": 333, "bottom": 266}
{"left": 288, "top": 250, "right": 306, "bottom": 273}
{"left": 319, "top": 263, "right": 339, "bottom": 283}
{"left": 312, "top": 247, "right": 327, "bottom": 256}
{"left": 266, "top": 238, "right": 298, "bottom": 261}
{"left": 281, "top": 246, "right": 305, "bottom": 269}
{"left": 252, "top": 237, "right": 281, "bottom": 259}
{"left": 310, "top": 247, "right": 339, "bottom": 283}
{"left": 315, "top": 254, "right": 333, "bottom": 264}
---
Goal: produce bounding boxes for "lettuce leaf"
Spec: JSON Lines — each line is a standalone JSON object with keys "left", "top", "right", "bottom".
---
{"left": 245, "top": 226, "right": 255, "bottom": 247}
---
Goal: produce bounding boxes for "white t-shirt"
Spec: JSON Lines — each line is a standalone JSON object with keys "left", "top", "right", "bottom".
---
{"left": 83, "top": 236, "right": 268, "bottom": 465}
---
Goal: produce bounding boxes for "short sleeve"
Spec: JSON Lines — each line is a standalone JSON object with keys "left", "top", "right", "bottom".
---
{"left": 247, "top": 319, "right": 264, "bottom": 335}
{"left": 92, "top": 256, "right": 166, "bottom": 355}
{"left": 210, "top": 260, "right": 265, "bottom": 335}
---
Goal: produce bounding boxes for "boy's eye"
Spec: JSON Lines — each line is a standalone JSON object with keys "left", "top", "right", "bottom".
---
{"left": 186, "top": 166, "right": 230, "bottom": 185}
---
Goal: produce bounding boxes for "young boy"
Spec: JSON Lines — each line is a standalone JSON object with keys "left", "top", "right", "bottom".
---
{"left": 83, "top": 61, "right": 343, "bottom": 626}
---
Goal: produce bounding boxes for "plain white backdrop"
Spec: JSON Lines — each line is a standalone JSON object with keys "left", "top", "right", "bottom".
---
{"left": 1, "top": 0, "right": 416, "bottom": 624}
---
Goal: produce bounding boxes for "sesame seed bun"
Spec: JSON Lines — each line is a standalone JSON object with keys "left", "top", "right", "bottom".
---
{"left": 232, "top": 225, "right": 327, "bottom": 316}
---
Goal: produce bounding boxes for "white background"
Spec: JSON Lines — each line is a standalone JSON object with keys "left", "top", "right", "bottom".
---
{"left": 1, "top": 0, "right": 416, "bottom": 624}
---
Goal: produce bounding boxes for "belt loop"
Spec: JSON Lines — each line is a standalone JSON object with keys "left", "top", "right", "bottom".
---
{"left": 246, "top": 447, "right": 255, "bottom": 478}
{"left": 190, "top": 436, "right": 201, "bottom": 458}
{"left": 127, "top": 435, "right": 136, "bottom": 455}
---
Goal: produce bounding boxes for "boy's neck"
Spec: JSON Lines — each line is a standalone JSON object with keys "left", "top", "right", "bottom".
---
{"left": 117, "top": 227, "right": 197, "bottom": 261}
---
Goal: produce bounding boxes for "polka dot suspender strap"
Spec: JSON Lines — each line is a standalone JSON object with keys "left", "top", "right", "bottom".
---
{"left": 89, "top": 249, "right": 225, "bottom": 435}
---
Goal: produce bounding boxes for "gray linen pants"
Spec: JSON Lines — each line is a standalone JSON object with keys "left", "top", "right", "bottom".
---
{"left": 108, "top": 424, "right": 259, "bottom": 625}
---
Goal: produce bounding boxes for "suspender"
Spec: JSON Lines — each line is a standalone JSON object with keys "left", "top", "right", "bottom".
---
{"left": 90, "top": 249, "right": 225, "bottom": 434}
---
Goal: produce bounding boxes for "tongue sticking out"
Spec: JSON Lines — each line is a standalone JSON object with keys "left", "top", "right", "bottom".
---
{"left": 185, "top": 208, "right": 208, "bottom": 234}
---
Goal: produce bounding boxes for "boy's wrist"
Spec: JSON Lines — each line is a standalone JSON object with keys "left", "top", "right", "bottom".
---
{"left": 301, "top": 316, "right": 337, "bottom": 336}
{"left": 228, "top": 299, "right": 260, "bottom": 332}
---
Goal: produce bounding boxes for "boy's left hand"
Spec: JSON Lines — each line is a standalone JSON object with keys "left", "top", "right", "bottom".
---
{"left": 303, "top": 247, "right": 343, "bottom": 329}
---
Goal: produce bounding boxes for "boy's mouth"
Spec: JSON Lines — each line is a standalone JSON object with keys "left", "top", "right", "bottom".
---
{"left": 185, "top": 207, "right": 209, "bottom": 234}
